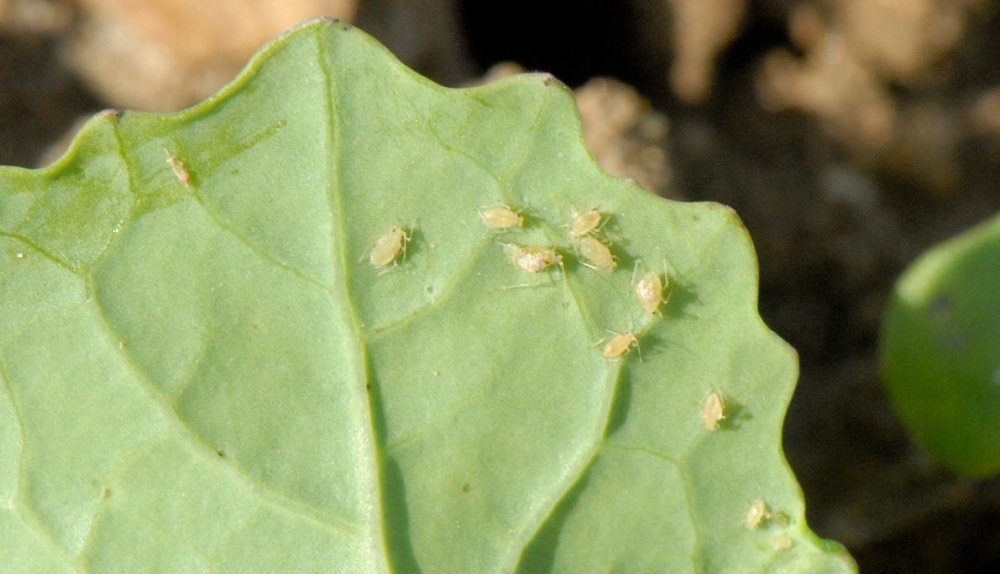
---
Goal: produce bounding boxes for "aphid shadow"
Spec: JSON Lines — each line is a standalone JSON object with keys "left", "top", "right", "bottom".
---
{"left": 381, "top": 459, "right": 421, "bottom": 570}
{"left": 400, "top": 224, "right": 424, "bottom": 262}
{"left": 516, "top": 459, "right": 597, "bottom": 571}
{"left": 628, "top": 332, "right": 663, "bottom": 363}
{"left": 716, "top": 396, "right": 752, "bottom": 431}
{"left": 513, "top": 206, "right": 542, "bottom": 230}
{"left": 362, "top": 363, "right": 421, "bottom": 571}
{"left": 582, "top": 210, "right": 620, "bottom": 242}
{"left": 660, "top": 276, "right": 702, "bottom": 320}
{"left": 627, "top": 330, "right": 703, "bottom": 367}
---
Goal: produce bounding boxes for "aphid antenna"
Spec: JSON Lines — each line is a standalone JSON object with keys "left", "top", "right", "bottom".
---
{"left": 632, "top": 256, "right": 671, "bottom": 283}
{"left": 496, "top": 280, "right": 559, "bottom": 292}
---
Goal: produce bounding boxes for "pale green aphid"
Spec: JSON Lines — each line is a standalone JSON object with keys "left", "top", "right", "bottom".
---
{"left": 578, "top": 235, "right": 617, "bottom": 270}
{"left": 635, "top": 270, "right": 665, "bottom": 315}
{"left": 479, "top": 205, "right": 523, "bottom": 230}
{"left": 771, "top": 535, "right": 794, "bottom": 551}
{"left": 702, "top": 391, "right": 725, "bottom": 431}
{"left": 369, "top": 226, "right": 410, "bottom": 267}
{"left": 568, "top": 208, "right": 603, "bottom": 237}
{"left": 744, "top": 500, "right": 771, "bottom": 529}
{"left": 602, "top": 331, "right": 638, "bottom": 359}
{"left": 633, "top": 259, "right": 672, "bottom": 316}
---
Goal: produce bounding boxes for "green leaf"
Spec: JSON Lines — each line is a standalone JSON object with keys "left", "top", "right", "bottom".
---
{"left": 0, "top": 19, "right": 853, "bottom": 572}
{"left": 881, "top": 213, "right": 1000, "bottom": 476}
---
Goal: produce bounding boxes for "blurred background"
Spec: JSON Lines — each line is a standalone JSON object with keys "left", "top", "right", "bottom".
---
{"left": 3, "top": 0, "right": 1000, "bottom": 570}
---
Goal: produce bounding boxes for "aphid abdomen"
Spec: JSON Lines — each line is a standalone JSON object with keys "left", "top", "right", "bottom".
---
{"left": 480, "top": 206, "right": 523, "bottom": 229}
{"left": 578, "top": 235, "right": 616, "bottom": 270}
{"left": 369, "top": 226, "right": 409, "bottom": 267}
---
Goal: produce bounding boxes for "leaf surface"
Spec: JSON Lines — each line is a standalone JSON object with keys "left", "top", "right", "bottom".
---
{"left": 0, "top": 19, "right": 854, "bottom": 573}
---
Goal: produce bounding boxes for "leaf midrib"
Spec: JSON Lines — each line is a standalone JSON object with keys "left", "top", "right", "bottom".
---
{"left": 315, "top": 24, "right": 391, "bottom": 573}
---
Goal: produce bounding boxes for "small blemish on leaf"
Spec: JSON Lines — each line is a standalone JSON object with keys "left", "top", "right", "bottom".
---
{"left": 930, "top": 294, "right": 953, "bottom": 323}
{"left": 216, "top": 449, "right": 225, "bottom": 458}
{"left": 461, "top": 483, "right": 471, "bottom": 493}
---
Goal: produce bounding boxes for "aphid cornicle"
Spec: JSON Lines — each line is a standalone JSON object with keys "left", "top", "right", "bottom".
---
{"left": 602, "top": 332, "right": 638, "bottom": 359}
{"left": 635, "top": 271, "right": 665, "bottom": 316}
{"left": 568, "top": 209, "right": 603, "bottom": 237}
{"left": 578, "top": 235, "right": 617, "bottom": 270}
{"left": 479, "top": 205, "right": 523, "bottom": 230}
{"left": 701, "top": 391, "right": 725, "bottom": 431}
{"left": 503, "top": 243, "right": 562, "bottom": 273}
{"left": 369, "top": 226, "right": 410, "bottom": 267}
